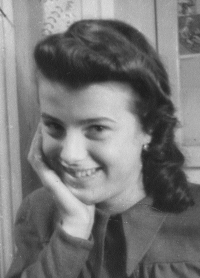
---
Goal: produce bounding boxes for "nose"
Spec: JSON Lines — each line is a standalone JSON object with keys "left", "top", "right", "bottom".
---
{"left": 60, "top": 130, "right": 87, "bottom": 165}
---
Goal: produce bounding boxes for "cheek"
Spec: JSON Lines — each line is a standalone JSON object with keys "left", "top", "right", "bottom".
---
{"left": 101, "top": 135, "right": 144, "bottom": 171}
{"left": 90, "top": 139, "right": 136, "bottom": 169}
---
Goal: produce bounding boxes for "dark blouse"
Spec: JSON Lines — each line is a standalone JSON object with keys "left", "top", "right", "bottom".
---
{"left": 6, "top": 184, "right": 200, "bottom": 278}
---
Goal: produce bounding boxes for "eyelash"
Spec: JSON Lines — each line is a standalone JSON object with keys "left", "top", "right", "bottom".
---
{"left": 90, "top": 125, "right": 106, "bottom": 132}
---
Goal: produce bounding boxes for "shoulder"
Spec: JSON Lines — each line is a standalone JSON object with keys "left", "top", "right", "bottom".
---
{"left": 27, "top": 187, "right": 56, "bottom": 210}
{"left": 18, "top": 187, "right": 56, "bottom": 219}
{"left": 145, "top": 184, "right": 200, "bottom": 263}
{"left": 15, "top": 188, "right": 57, "bottom": 241}
{"left": 161, "top": 184, "right": 200, "bottom": 241}
{"left": 165, "top": 183, "right": 200, "bottom": 225}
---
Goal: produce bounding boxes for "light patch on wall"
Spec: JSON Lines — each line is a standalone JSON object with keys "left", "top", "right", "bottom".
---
{"left": 42, "top": 0, "right": 82, "bottom": 35}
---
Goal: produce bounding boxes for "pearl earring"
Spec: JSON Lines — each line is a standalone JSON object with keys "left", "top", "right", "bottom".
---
{"left": 143, "top": 143, "right": 149, "bottom": 151}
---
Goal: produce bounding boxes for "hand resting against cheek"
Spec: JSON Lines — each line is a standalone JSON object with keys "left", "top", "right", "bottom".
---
{"left": 28, "top": 125, "right": 95, "bottom": 240}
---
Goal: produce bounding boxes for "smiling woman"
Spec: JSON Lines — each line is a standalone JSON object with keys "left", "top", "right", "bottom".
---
{"left": 6, "top": 19, "right": 200, "bottom": 278}
{"left": 38, "top": 78, "right": 149, "bottom": 212}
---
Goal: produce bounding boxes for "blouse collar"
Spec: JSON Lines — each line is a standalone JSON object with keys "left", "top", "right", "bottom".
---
{"left": 121, "top": 196, "right": 168, "bottom": 276}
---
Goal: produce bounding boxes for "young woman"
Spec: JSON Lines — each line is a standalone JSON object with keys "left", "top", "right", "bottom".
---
{"left": 7, "top": 19, "right": 200, "bottom": 278}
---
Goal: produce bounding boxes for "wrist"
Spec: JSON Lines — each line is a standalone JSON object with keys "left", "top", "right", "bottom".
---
{"left": 60, "top": 217, "right": 93, "bottom": 240}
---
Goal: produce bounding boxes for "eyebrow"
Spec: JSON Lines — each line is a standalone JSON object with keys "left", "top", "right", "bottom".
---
{"left": 41, "top": 113, "right": 64, "bottom": 125}
{"left": 41, "top": 113, "right": 117, "bottom": 125}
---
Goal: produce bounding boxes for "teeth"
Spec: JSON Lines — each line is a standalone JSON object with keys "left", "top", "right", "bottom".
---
{"left": 66, "top": 167, "right": 99, "bottom": 178}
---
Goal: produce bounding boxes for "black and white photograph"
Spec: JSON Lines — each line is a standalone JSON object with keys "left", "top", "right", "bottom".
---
{"left": 1, "top": 1, "right": 200, "bottom": 277}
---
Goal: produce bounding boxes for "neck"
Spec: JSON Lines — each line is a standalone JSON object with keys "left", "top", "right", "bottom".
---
{"left": 97, "top": 175, "right": 146, "bottom": 215}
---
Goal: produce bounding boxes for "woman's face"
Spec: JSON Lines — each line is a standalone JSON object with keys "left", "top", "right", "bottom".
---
{"left": 39, "top": 76, "right": 151, "bottom": 212}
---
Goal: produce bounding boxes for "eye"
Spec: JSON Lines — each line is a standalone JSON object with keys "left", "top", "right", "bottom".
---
{"left": 91, "top": 125, "right": 105, "bottom": 132}
{"left": 43, "top": 120, "right": 65, "bottom": 138}
{"left": 86, "top": 124, "right": 110, "bottom": 140}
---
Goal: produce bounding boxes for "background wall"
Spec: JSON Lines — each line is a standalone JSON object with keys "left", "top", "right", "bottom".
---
{"left": 114, "top": 0, "right": 156, "bottom": 46}
{"left": 178, "top": 0, "right": 200, "bottom": 183}
{"left": 13, "top": 0, "right": 43, "bottom": 197}
{"left": 180, "top": 58, "right": 200, "bottom": 146}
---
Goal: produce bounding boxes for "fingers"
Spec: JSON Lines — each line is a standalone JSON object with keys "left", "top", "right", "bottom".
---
{"left": 28, "top": 124, "right": 43, "bottom": 168}
{"left": 28, "top": 124, "right": 60, "bottom": 190}
{"left": 27, "top": 124, "right": 84, "bottom": 213}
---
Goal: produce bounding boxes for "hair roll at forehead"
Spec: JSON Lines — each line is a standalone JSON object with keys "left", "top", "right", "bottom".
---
{"left": 34, "top": 19, "right": 194, "bottom": 212}
{"left": 34, "top": 19, "right": 169, "bottom": 93}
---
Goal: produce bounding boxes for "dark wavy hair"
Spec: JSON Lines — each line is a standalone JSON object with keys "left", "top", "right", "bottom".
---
{"left": 34, "top": 19, "right": 194, "bottom": 212}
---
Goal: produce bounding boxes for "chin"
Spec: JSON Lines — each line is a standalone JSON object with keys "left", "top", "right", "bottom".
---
{"left": 67, "top": 186, "right": 99, "bottom": 205}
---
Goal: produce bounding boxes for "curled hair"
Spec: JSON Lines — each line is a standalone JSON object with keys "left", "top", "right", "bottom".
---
{"left": 34, "top": 19, "right": 194, "bottom": 212}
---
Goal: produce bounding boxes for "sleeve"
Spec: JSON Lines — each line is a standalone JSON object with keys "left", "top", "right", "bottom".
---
{"left": 6, "top": 193, "right": 94, "bottom": 278}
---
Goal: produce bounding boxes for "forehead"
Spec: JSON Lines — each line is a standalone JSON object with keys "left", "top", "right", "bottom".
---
{"left": 38, "top": 77, "right": 137, "bottom": 117}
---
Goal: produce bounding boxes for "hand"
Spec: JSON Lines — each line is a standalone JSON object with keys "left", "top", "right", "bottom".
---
{"left": 28, "top": 124, "right": 95, "bottom": 239}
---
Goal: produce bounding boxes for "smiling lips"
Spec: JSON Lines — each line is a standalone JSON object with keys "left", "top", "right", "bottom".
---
{"left": 62, "top": 166, "right": 101, "bottom": 178}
